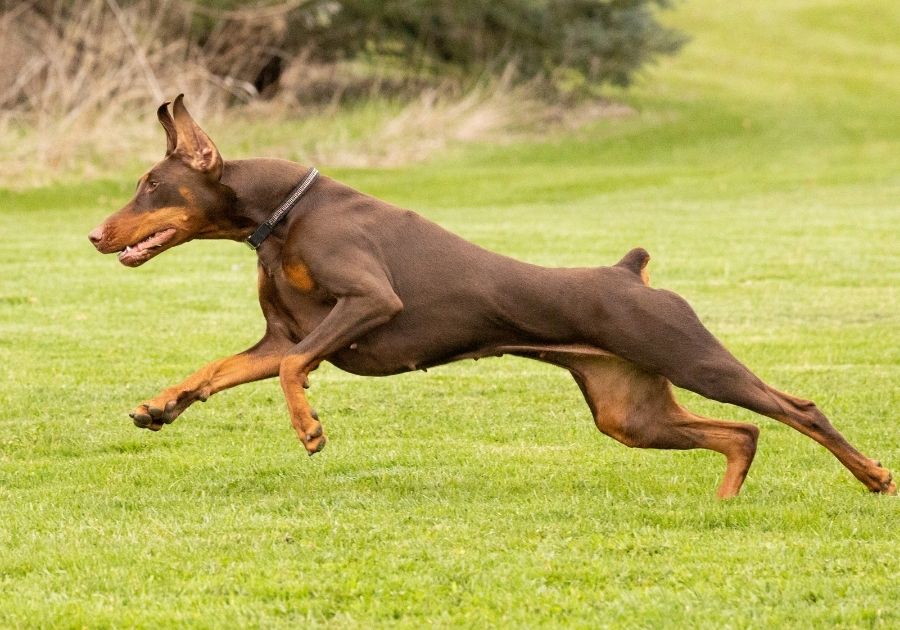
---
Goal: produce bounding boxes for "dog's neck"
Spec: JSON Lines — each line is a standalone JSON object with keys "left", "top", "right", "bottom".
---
{"left": 220, "top": 158, "right": 316, "bottom": 243}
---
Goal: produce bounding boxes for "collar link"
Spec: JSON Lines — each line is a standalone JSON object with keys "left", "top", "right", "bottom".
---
{"left": 246, "top": 167, "right": 319, "bottom": 250}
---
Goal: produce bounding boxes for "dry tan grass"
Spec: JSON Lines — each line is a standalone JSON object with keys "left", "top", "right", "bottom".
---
{"left": 0, "top": 1, "right": 633, "bottom": 188}
{"left": 319, "top": 84, "right": 634, "bottom": 169}
{"left": 0, "top": 0, "right": 296, "bottom": 186}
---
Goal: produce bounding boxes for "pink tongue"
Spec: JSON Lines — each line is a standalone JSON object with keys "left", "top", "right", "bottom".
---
{"left": 119, "top": 228, "right": 176, "bottom": 261}
{"left": 138, "top": 229, "right": 174, "bottom": 250}
{"left": 120, "top": 234, "right": 154, "bottom": 257}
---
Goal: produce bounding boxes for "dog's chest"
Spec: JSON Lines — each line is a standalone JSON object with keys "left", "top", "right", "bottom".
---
{"left": 259, "top": 258, "right": 334, "bottom": 341}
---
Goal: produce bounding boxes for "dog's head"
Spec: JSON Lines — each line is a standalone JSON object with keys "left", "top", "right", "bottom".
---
{"left": 88, "top": 95, "right": 237, "bottom": 267}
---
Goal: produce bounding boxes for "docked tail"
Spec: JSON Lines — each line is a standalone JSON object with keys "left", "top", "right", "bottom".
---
{"left": 615, "top": 247, "right": 651, "bottom": 285}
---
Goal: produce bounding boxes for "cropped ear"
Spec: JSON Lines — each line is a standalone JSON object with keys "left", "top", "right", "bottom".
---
{"left": 157, "top": 101, "right": 177, "bottom": 155}
{"left": 171, "top": 94, "right": 223, "bottom": 180}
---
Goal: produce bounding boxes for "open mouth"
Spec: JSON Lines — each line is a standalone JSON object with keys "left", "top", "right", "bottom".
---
{"left": 117, "top": 228, "right": 178, "bottom": 267}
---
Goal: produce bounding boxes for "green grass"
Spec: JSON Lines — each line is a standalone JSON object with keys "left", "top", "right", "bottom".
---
{"left": 1, "top": 1, "right": 899, "bottom": 627}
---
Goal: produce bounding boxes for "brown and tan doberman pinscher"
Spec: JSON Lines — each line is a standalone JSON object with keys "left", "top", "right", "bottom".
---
{"left": 88, "top": 95, "right": 894, "bottom": 498}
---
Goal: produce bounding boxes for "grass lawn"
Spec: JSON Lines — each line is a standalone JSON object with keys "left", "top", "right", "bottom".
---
{"left": 1, "top": 1, "right": 898, "bottom": 627}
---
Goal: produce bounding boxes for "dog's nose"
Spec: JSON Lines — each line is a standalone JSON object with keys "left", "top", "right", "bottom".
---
{"left": 88, "top": 226, "right": 104, "bottom": 248}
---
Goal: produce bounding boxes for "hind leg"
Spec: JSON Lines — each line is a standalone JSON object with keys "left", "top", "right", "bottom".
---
{"left": 592, "top": 283, "right": 894, "bottom": 494}
{"left": 666, "top": 352, "right": 896, "bottom": 494}
{"left": 530, "top": 350, "right": 760, "bottom": 498}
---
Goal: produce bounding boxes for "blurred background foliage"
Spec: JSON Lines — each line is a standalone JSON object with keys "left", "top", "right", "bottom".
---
{"left": 9, "top": 0, "right": 683, "bottom": 107}
{"left": 0, "top": 0, "right": 683, "bottom": 186}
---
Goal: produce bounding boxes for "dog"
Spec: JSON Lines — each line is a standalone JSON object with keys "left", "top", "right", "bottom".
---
{"left": 88, "top": 95, "right": 894, "bottom": 498}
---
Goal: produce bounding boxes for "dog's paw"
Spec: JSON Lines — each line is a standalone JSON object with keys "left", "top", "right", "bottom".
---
{"left": 129, "top": 399, "right": 179, "bottom": 431}
{"left": 301, "top": 421, "right": 327, "bottom": 456}
{"left": 864, "top": 460, "right": 896, "bottom": 495}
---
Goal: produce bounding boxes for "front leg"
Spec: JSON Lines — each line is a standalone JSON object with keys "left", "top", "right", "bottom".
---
{"left": 131, "top": 334, "right": 293, "bottom": 431}
{"left": 280, "top": 292, "right": 403, "bottom": 454}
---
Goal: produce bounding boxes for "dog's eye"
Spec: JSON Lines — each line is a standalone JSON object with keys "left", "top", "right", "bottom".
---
{"left": 146, "top": 180, "right": 160, "bottom": 192}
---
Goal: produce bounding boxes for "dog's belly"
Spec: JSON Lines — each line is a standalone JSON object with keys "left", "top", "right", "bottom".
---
{"left": 326, "top": 348, "right": 414, "bottom": 376}
{"left": 326, "top": 341, "right": 503, "bottom": 377}
{"left": 325, "top": 327, "right": 498, "bottom": 376}
{"left": 323, "top": 310, "right": 547, "bottom": 377}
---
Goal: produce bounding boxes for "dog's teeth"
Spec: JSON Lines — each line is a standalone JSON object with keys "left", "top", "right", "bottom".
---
{"left": 125, "top": 246, "right": 133, "bottom": 252}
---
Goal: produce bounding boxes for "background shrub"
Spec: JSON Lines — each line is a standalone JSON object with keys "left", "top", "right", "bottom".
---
{"left": 0, "top": 0, "right": 682, "bottom": 181}
{"left": 13, "top": 0, "right": 684, "bottom": 108}
{"left": 290, "top": 0, "right": 686, "bottom": 91}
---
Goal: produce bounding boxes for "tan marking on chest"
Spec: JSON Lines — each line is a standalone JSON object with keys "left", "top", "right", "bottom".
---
{"left": 282, "top": 259, "right": 316, "bottom": 292}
